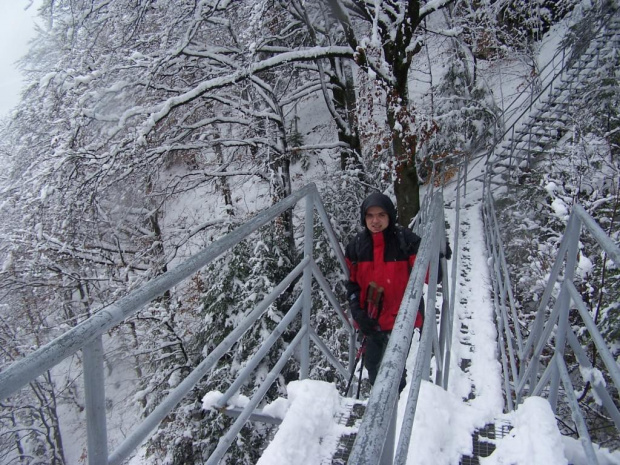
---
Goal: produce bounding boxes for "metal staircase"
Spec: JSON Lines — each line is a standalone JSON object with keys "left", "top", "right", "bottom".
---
{"left": 488, "top": 0, "right": 620, "bottom": 186}
{"left": 1, "top": 4, "right": 619, "bottom": 464}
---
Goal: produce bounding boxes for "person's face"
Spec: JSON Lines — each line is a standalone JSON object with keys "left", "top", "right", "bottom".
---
{"left": 365, "top": 206, "right": 389, "bottom": 233}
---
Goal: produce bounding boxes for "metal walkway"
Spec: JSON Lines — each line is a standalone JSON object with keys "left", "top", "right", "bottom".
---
{"left": 1, "top": 3, "right": 620, "bottom": 464}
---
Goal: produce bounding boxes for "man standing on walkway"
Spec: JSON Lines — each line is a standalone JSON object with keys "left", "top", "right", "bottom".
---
{"left": 344, "top": 192, "right": 431, "bottom": 392}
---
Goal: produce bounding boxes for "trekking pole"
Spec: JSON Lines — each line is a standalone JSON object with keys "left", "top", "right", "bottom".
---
{"left": 356, "top": 351, "right": 365, "bottom": 400}
{"left": 344, "top": 354, "right": 360, "bottom": 396}
{"left": 367, "top": 282, "right": 384, "bottom": 322}
{"left": 343, "top": 336, "right": 366, "bottom": 396}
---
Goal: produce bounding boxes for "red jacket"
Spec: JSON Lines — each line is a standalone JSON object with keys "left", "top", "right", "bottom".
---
{"left": 345, "top": 225, "right": 423, "bottom": 331}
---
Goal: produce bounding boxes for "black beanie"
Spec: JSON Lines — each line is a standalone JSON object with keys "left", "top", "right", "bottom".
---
{"left": 360, "top": 192, "right": 397, "bottom": 228}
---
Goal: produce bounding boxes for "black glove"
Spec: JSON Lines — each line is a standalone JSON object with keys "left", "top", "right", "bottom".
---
{"left": 356, "top": 313, "right": 378, "bottom": 335}
{"left": 348, "top": 294, "right": 362, "bottom": 319}
{"left": 441, "top": 240, "right": 452, "bottom": 260}
{"left": 349, "top": 295, "right": 377, "bottom": 335}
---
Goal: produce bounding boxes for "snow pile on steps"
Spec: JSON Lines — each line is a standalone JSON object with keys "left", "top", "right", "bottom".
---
{"left": 203, "top": 379, "right": 362, "bottom": 465}
{"left": 201, "top": 377, "right": 620, "bottom": 464}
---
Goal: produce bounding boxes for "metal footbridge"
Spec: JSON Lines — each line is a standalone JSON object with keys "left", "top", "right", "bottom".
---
{"left": 1, "top": 171, "right": 618, "bottom": 464}
{"left": 1, "top": 2, "right": 620, "bottom": 464}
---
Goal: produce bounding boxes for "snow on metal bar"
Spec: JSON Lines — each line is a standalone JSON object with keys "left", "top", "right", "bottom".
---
{"left": 566, "top": 329, "right": 620, "bottom": 431}
{"left": 556, "top": 356, "right": 600, "bottom": 465}
{"left": 310, "top": 260, "right": 352, "bottom": 329}
{"left": 205, "top": 327, "right": 309, "bottom": 465}
{"left": 215, "top": 295, "right": 305, "bottom": 409}
{"left": 572, "top": 203, "right": 620, "bottom": 265}
{"left": 567, "top": 281, "right": 620, "bottom": 389}
{"left": 0, "top": 183, "right": 355, "bottom": 465}
{"left": 109, "top": 256, "right": 311, "bottom": 465}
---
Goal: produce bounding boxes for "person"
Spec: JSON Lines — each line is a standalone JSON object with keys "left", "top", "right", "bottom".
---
{"left": 344, "top": 192, "right": 432, "bottom": 393}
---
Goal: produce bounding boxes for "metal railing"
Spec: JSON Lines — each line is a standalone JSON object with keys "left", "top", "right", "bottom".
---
{"left": 0, "top": 183, "right": 355, "bottom": 465}
{"left": 482, "top": 178, "right": 620, "bottom": 465}
{"left": 478, "top": 4, "right": 620, "bottom": 461}
{"left": 348, "top": 191, "right": 454, "bottom": 465}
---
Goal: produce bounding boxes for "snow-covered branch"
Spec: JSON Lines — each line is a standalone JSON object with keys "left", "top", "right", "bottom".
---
{"left": 140, "top": 46, "right": 354, "bottom": 136}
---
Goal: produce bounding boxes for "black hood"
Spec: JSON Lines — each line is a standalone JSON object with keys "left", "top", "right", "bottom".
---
{"left": 360, "top": 192, "right": 397, "bottom": 229}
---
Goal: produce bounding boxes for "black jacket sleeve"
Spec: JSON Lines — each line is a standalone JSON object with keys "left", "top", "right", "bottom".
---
{"left": 401, "top": 227, "right": 421, "bottom": 255}
{"left": 344, "top": 235, "right": 361, "bottom": 301}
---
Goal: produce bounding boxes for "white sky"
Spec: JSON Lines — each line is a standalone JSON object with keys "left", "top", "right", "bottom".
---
{"left": 0, "top": 1, "right": 41, "bottom": 117}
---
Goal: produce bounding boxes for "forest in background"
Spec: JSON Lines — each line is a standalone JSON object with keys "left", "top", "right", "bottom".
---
{"left": 0, "top": 0, "right": 618, "bottom": 463}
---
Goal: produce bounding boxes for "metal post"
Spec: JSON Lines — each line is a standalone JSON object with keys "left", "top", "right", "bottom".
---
{"left": 300, "top": 192, "right": 315, "bottom": 379}
{"left": 549, "top": 214, "right": 580, "bottom": 412}
{"left": 428, "top": 231, "right": 442, "bottom": 386}
{"left": 463, "top": 155, "right": 469, "bottom": 198}
{"left": 557, "top": 357, "right": 600, "bottom": 465}
{"left": 394, "top": 307, "right": 434, "bottom": 465}
{"left": 380, "top": 401, "right": 398, "bottom": 465}
{"left": 83, "top": 336, "right": 108, "bottom": 465}
{"left": 439, "top": 265, "right": 451, "bottom": 390}
{"left": 509, "top": 126, "right": 515, "bottom": 177}
{"left": 349, "top": 330, "right": 357, "bottom": 389}
{"left": 444, "top": 166, "right": 462, "bottom": 389}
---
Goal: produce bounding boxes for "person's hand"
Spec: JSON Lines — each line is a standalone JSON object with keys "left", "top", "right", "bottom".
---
{"left": 442, "top": 241, "right": 452, "bottom": 260}
{"left": 349, "top": 294, "right": 362, "bottom": 319}
{"left": 356, "top": 313, "right": 378, "bottom": 335}
{"left": 349, "top": 294, "right": 378, "bottom": 334}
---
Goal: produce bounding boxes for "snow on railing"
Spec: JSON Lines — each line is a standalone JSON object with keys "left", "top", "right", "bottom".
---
{"left": 482, "top": 178, "right": 620, "bottom": 465}
{"left": 0, "top": 183, "right": 355, "bottom": 465}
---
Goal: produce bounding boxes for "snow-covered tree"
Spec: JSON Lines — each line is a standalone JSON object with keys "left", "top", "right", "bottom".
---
{"left": 324, "top": 0, "right": 454, "bottom": 225}
{"left": 0, "top": 1, "right": 363, "bottom": 460}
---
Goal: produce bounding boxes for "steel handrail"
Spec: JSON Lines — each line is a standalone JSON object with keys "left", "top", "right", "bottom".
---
{"left": 0, "top": 183, "right": 354, "bottom": 465}
{"left": 482, "top": 179, "right": 620, "bottom": 462}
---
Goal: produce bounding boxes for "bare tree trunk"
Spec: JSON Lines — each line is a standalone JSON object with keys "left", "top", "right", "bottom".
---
{"left": 390, "top": 71, "right": 421, "bottom": 227}
{"left": 331, "top": 59, "right": 363, "bottom": 171}
{"left": 214, "top": 141, "right": 234, "bottom": 215}
{"left": 325, "top": 0, "right": 432, "bottom": 224}
{"left": 9, "top": 411, "right": 26, "bottom": 463}
{"left": 30, "top": 376, "right": 66, "bottom": 465}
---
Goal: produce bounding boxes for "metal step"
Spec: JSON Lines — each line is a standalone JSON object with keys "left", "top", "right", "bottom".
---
{"left": 528, "top": 114, "right": 572, "bottom": 125}
{"left": 459, "top": 421, "right": 513, "bottom": 465}
{"left": 323, "top": 400, "right": 366, "bottom": 464}
{"left": 512, "top": 131, "right": 555, "bottom": 144}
